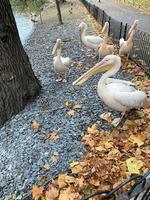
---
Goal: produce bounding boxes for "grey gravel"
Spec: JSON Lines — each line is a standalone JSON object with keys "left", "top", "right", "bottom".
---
{"left": 0, "top": 20, "right": 132, "bottom": 199}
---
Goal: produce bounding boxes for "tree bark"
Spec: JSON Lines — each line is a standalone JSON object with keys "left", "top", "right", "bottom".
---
{"left": 55, "top": 0, "right": 63, "bottom": 24}
{"left": 0, "top": 0, "right": 41, "bottom": 125}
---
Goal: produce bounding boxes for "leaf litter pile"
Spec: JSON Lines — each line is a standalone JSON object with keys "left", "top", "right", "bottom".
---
{"left": 31, "top": 10, "right": 150, "bottom": 200}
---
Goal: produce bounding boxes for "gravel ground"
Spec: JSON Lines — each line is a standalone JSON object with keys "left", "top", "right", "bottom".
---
{"left": 0, "top": 19, "right": 132, "bottom": 200}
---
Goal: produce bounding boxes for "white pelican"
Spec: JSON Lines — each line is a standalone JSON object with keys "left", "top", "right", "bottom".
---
{"left": 119, "top": 30, "right": 135, "bottom": 59}
{"left": 79, "top": 22, "right": 104, "bottom": 50}
{"left": 52, "top": 38, "right": 71, "bottom": 82}
{"left": 73, "top": 55, "right": 147, "bottom": 115}
{"left": 119, "top": 20, "right": 138, "bottom": 59}
{"left": 98, "top": 22, "right": 114, "bottom": 60}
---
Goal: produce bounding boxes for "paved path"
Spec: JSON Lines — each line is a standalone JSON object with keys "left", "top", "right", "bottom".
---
{"left": 91, "top": 0, "right": 150, "bottom": 33}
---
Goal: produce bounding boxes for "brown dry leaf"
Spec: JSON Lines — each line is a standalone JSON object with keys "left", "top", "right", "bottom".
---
{"left": 32, "top": 121, "right": 40, "bottom": 129}
{"left": 104, "top": 141, "right": 113, "bottom": 149}
{"left": 89, "top": 177, "right": 100, "bottom": 186}
{"left": 57, "top": 174, "right": 68, "bottom": 188}
{"left": 43, "top": 163, "right": 51, "bottom": 170}
{"left": 32, "top": 185, "right": 44, "bottom": 200}
{"left": 45, "top": 133, "right": 60, "bottom": 141}
{"left": 45, "top": 185, "right": 59, "bottom": 200}
{"left": 67, "top": 110, "right": 76, "bottom": 117}
{"left": 65, "top": 175, "right": 76, "bottom": 184}
{"left": 82, "top": 134, "right": 95, "bottom": 147}
{"left": 128, "top": 134, "right": 145, "bottom": 147}
{"left": 95, "top": 146, "right": 106, "bottom": 152}
{"left": 59, "top": 188, "right": 81, "bottom": 200}
{"left": 74, "top": 177, "right": 84, "bottom": 188}
{"left": 87, "top": 124, "right": 99, "bottom": 135}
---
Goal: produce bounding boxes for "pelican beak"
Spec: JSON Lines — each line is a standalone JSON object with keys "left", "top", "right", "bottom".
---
{"left": 101, "top": 22, "right": 109, "bottom": 34}
{"left": 73, "top": 61, "right": 112, "bottom": 86}
{"left": 52, "top": 40, "right": 60, "bottom": 55}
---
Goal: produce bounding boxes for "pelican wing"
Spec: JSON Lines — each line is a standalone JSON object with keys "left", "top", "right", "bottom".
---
{"left": 119, "top": 38, "right": 125, "bottom": 47}
{"left": 61, "top": 57, "right": 70, "bottom": 66}
{"left": 86, "top": 35, "right": 103, "bottom": 45}
{"left": 114, "top": 91, "right": 147, "bottom": 108}
{"left": 106, "top": 82, "right": 136, "bottom": 92}
{"left": 106, "top": 78, "right": 136, "bottom": 86}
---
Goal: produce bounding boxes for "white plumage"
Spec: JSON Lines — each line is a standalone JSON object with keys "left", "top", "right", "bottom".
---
{"left": 79, "top": 22, "right": 104, "bottom": 50}
{"left": 73, "top": 55, "right": 147, "bottom": 113}
{"left": 52, "top": 38, "right": 71, "bottom": 82}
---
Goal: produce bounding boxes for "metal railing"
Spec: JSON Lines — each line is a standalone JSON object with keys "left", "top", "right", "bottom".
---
{"left": 83, "top": 171, "right": 150, "bottom": 200}
{"left": 80, "top": 0, "right": 150, "bottom": 75}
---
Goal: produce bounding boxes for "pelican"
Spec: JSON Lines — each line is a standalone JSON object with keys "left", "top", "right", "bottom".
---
{"left": 119, "top": 20, "right": 138, "bottom": 59}
{"left": 98, "top": 22, "right": 114, "bottom": 60}
{"left": 119, "top": 30, "right": 135, "bottom": 59}
{"left": 52, "top": 38, "right": 71, "bottom": 82}
{"left": 73, "top": 55, "right": 147, "bottom": 116}
{"left": 79, "top": 22, "right": 104, "bottom": 50}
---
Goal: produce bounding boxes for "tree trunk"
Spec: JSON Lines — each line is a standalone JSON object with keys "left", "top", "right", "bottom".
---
{"left": 0, "top": 0, "right": 41, "bottom": 125}
{"left": 55, "top": 0, "right": 63, "bottom": 24}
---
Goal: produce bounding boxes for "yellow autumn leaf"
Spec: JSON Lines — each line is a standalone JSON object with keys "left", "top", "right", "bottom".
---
{"left": 67, "top": 110, "right": 76, "bottom": 117}
{"left": 100, "top": 112, "right": 112, "bottom": 123}
{"left": 128, "top": 135, "right": 145, "bottom": 147}
{"left": 126, "top": 157, "right": 143, "bottom": 174}
{"left": 70, "top": 161, "right": 79, "bottom": 168}
{"left": 51, "top": 154, "right": 58, "bottom": 162}
{"left": 57, "top": 174, "right": 67, "bottom": 188}
{"left": 43, "top": 163, "right": 51, "bottom": 170}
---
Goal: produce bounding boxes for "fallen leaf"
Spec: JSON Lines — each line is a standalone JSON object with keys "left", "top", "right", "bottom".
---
{"left": 73, "top": 104, "right": 82, "bottom": 109}
{"left": 32, "top": 121, "right": 40, "bottom": 129}
{"left": 128, "top": 135, "right": 145, "bottom": 147}
{"left": 57, "top": 174, "right": 67, "bottom": 188}
{"left": 45, "top": 185, "right": 59, "bottom": 200}
{"left": 87, "top": 124, "right": 99, "bottom": 135}
{"left": 32, "top": 185, "right": 44, "bottom": 200}
{"left": 44, "top": 133, "right": 60, "bottom": 141}
{"left": 95, "top": 146, "right": 106, "bottom": 152}
{"left": 51, "top": 155, "right": 58, "bottom": 162}
{"left": 65, "top": 175, "right": 76, "bottom": 184}
{"left": 59, "top": 188, "right": 81, "bottom": 200}
{"left": 126, "top": 157, "right": 143, "bottom": 174}
{"left": 67, "top": 110, "right": 76, "bottom": 117}
{"left": 70, "top": 164, "right": 83, "bottom": 174}
{"left": 70, "top": 161, "right": 79, "bottom": 168}
{"left": 100, "top": 112, "right": 112, "bottom": 123}
{"left": 111, "top": 117, "right": 121, "bottom": 127}
{"left": 104, "top": 141, "right": 113, "bottom": 149}
{"left": 43, "top": 163, "right": 51, "bottom": 170}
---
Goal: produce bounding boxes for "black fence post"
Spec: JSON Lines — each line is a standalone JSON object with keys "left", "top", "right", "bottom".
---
{"left": 102, "top": 10, "right": 105, "bottom": 26}
{"left": 108, "top": 16, "right": 111, "bottom": 35}
{"left": 124, "top": 23, "right": 128, "bottom": 39}
{"left": 119, "top": 22, "right": 123, "bottom": 39}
